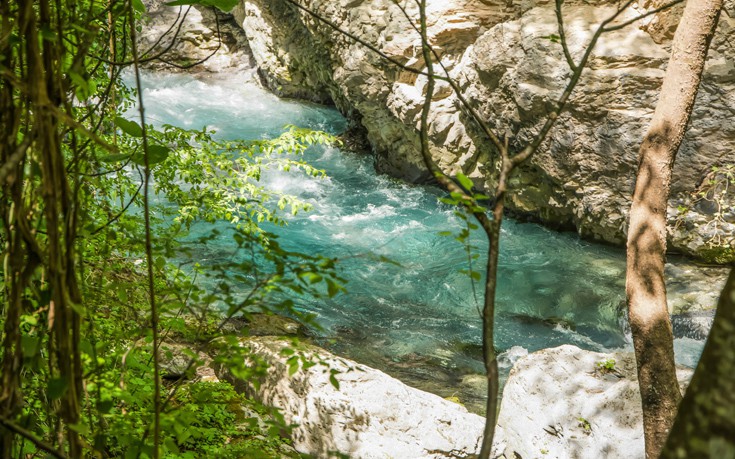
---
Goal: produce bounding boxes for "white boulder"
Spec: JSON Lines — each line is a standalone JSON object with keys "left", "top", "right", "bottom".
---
{"left": 497, "top": 344, "right": 693, "bottom": 459}
{"left": 241, "top": 337, "right": 494, "bottom": 459}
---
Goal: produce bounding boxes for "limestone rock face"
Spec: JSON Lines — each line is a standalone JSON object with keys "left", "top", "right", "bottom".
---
{"left": 234, "top": 337, "right": 494, "bottom": 459}
{"left": 497, "top": 344, "right": 693, "bottom": 459}
{"left": 233, "top": 0, "right": 735, "bottom": 261}
{"left": 140, "top": 0, "right": 258, "bottom": 75}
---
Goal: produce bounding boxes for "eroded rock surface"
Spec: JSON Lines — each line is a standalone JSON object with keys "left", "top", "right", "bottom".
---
{"left": 140, "top": 0, "right": 258, "bottom": 75}
{"left": 497, "top": 344, "right": 693, "bottom": 459}
{"left": 229, "top": 336, "right": 494, "bottom": 459}
{"left": 217, "top": 338, "right": 698, "bottom": 459}
{"left": 232, "top": 0, "right": 735, "bottom": 261}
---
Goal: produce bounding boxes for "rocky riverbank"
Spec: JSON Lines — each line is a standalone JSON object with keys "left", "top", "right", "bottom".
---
{"left": 232, "top": 0, "right": 735, "bottom": 262}
{"left": 138, "top": 0, "right": 729, "bottom": 409}
{"left": 203, "top": 323, "right": 694, "bottom": 459}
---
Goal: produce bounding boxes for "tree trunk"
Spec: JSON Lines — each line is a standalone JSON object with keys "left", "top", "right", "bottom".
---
{"left": 625, "top": 1, "right": 723, "bottom": 457}
{"left": 660, "top": 268, "right": 735, "bottom": 458}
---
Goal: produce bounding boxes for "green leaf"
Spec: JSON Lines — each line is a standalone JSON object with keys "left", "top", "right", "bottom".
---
{"left": 97, "top": 400, "right": 114, "bottom": 414}
{"left": 68, "top": 422, "right": 91, "bottom": 436}
{"left": 287, "top": 356, "right": 299, "bottom": 377}
{"left": 165, "top": 0, "right": 238, "bottom": 12}
{"left": 47, "top": 377, "right": 69, "bottom": 400}
{"left": 79, "top": 339, "right": 94, "bottom": 356}
{"left": 21, "top": 336, "right": 40, "bottom": 358}
{"left": 20, "top": 314, "right": 38, "bottom": 326}
{"left": 149, "top": 144, "right": 171, "bottom": 163}
{"left": 132, "top": 0, "right": 146, "bottom": 12}
{"left": 132, "top": 145, "right": 171, "bottom": 166}
{"left": 377, "top": 255, "right": 402, "bottom": 267}
{"left": 456, "top": 173, "right": 473, "bottom": 192}
{"left": 69, "top": 71, "right": 91, "bottom": 100}
{"left": 114, "top": 116, "right": 143, "bottom": 137}
{"left": 329, "top": 371, "right": 340, "bottom": 390}
{"left": 97, "top": 153, "right": 131, "bottom": 163}
{"left": 164, "top": 438, "right": 180, "bottom": 454}
{"left": 326, "top": 279, "right": 341, "bottom": 298}
{"left": 300, "top": 272, "right": 323, "bottom": 284}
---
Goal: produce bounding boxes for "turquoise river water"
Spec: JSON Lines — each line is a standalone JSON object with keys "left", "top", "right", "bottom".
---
{"left": 135, "top": 71, "right": 713, "bottom": 412}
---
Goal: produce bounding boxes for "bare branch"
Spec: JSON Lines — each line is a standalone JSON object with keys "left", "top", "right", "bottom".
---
{"left": 153, "top": 7, "right": 222, "bottom": 70}
{"left": 391, "top": 0, "right": 506, "bottom": 155}
{"left": 90, "top": 181, "right": 144, "bottom": 236}
{"left": 127, "top": 0, "right": 162, "bottom": 455}
{"left": 0, "top": 416, "right": 68, "bottom": 459}
{"left": 603, "top": 0, "right": 685, "bottom": 33}
{"left": 282, "top": 0, "right": 449, "bottom": 82}
{"left": 511, "top": 0, "right": 641, "bottom": 166}
{"left": 556, "top": 0, "right": 577, "bottom": 71}
{"left": 93, "top": 5, "right": 194, "bottom": 66}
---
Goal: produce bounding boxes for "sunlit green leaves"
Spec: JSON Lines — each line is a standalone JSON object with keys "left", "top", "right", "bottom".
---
{"left": 329, "top": 369, "right": 341, "bottom": 390}
{"left": 151, "top": 123, "right": 335, "bottom": 230}
{"left": 165, "top": 0, "right": 239, "bottom": 12}
{"left": 456, "top": 172, "right": 474, "bottom": 192}
{"left": 287, "top": 355, "right": 300, "bottom": 376}
{"left": 114, "top": 116, "right": 143, "bottom": 137}
{"left": 132, "top": 144, "right": 171, "bottom": 166}
{"left": 97, "top": 153, "right": 131, "bottom": 163}
{"left": 131, "top": 0, "right": 146, "bottom": 12}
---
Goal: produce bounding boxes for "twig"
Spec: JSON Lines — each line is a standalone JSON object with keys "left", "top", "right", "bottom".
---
{"left": 0, "top": 415, "right": 68, "bottom": 459}
{"left": 127, "top": 0, "right": 162, "bottom": 456}
{"left": 282, "top": 0, "right": 449, "bottom": 82}
{"left": 556, "top": 0, "right": 577, "bottom": 71}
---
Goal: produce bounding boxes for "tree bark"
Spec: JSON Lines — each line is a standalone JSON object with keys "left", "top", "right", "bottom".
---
{"left": 625, "top": 1, "right": 722, "bottom": 457}
{"left": 660, "top": 268, "right": 735, "bottom": 458}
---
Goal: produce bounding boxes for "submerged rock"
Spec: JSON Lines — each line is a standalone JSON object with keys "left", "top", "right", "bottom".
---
{"left": 671, "top": 310, "right": 715, "bottom": 340}
{"left": 497, "top": 344, "right": 693, "bottom": 459}
{"left": 226, "top": 313, "right": 310, "bottom": 337}
{"left": 224, "top": 336, "right": 497, "bottom": 459}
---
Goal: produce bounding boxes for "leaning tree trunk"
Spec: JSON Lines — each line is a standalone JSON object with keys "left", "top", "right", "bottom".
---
{"left": 625, "top": 1, "right": 723, "bottom": 457}
{"left": 660, "top": 268, "right": 735, "bottom": 458}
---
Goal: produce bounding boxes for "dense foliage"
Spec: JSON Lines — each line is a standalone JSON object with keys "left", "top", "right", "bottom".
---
{"left": 0, "top": 0, "right": 343, "bottom": 457}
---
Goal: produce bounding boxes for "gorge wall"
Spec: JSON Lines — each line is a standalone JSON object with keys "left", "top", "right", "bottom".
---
{"left": 230, "top": 0, "right": 735, "bottom": 261}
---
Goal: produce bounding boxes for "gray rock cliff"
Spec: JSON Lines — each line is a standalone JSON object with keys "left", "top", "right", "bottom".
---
{"left": 232, "top": 0, "right": 735, "bottom": 261}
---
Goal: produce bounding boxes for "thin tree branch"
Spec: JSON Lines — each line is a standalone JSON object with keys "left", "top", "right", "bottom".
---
{"left": 390, "top": 0, "right": 521, "bottom": 157}
{"left": 511, "top": 0, "right": 640, "bottom": 166}
{"left": 153, "top": 8, "right": 222, "bottom": 70}
{"left": 127, "top": 0, "right": 162, "bottom": 456}
{"left": 603, "top": 0, "right": 685, "bottom": 32}
{"left": 282, "top": 0, "right": 449, "bottom": 82}
{"left": 555, "top": 0, "right": 577, "bottom": 72}
{"left": 93, "top": 5, "right": 193, "bottom": 66}
{"left": 90, "top": 181, "right": 143, "bottom": 235}
{"left": 0, "top": 416, "right": 68, "bottom": 459}
{"left": 47, "top": 105, "right": 119, "bottom": 153}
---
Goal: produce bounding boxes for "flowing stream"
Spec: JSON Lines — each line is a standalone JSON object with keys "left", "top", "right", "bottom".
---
{"left": 135, "top": 71, "right": 720, "bottom": 413}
